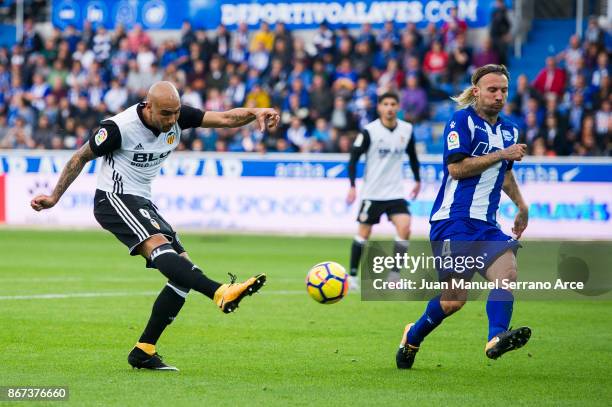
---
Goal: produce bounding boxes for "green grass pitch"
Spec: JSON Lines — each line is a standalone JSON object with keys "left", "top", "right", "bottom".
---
{"left": 0, "top": 230, "right": 610, "bottom": 406}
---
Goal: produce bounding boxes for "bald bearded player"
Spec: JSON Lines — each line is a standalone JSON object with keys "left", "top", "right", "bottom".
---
{"left": 31, "top": 82, "right": 281, "bottom": 371}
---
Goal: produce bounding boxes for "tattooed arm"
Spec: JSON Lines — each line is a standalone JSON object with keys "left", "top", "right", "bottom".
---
{"left": 201, "top": 108, "right": 280, "bottom": 131}
{"left": 31, "top": 143, "right": 96, "bottom": 211}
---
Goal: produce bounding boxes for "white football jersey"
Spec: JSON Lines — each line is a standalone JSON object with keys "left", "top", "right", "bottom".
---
{"left": 357, "top": 119, "right": 415, "bottom": 200}
{"left": 89, "top": 103, "right": 203, "bottom": 200}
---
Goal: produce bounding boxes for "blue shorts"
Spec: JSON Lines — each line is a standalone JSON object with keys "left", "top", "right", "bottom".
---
{"left": 429, "top": 218, "right": 520, "bottom": 281}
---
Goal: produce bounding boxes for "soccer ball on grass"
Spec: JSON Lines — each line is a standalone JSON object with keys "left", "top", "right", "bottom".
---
{"left": 306, "top": 261, "right": 349, "bottom": 304}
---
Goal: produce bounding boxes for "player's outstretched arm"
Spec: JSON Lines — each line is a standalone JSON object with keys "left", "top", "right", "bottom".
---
{"left": 201, "top": 108, "right": 280, "bottom": 132}
{"left": 448, "top": 143, "right": 527, "bottom": 180}
{"left": 30, "top": 143, "right": 96, "bottom": 211}
{"left": 502, "top": 170, "right": 529, "bottom": 239}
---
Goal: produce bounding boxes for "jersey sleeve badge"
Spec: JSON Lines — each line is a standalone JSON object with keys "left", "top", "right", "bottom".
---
{"left": 95, "top": 128, "right": 108, "bottom": 146}
{"left": 447, "top": 131, "right": 460, "bottom": 149}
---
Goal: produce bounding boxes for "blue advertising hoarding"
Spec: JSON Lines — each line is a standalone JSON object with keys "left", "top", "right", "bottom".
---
{"left": 1, "top": 152, "right": 610, "bottom": 184}
{"left": 52, "top": 0, "right": 501, "bottom": 30}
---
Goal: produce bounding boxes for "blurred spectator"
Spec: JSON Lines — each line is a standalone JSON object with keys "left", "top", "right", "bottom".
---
{"left": 73, "top": 41, "right": 95, "bottom": 70}
{"left": 377, "top": 21, "right": 399, "bottom": 48}
{"left": 225, "top": 74, "right": 246, "bottom": 108}
{"left": 63, "top": 24, "right": 81, "bottom": 53}
{"left": 248, "top": 41, "right": 270, "bottom": 72}
{"left": 531, "top": 137, "right": 550, "bottom": 156}
{"left": 440, "top": 6, "right": 467, "bottom": 51}
{"left": 584, "top": 16, "right": 605, "bottom": 48}
{"left": 557, "top": 34, "right": 583, "bottom": 80}
{"left": 264, "top": 59, "right": 288, "bottom": 103}
{"left": 541, "top": 113, "right": 573, "bottom": 156}
{"left": 512, "top": 74, "right": 541, "bottom": 115}
{"left": 289, "top": 59, "right": 312, "bottom": 89}
{"left": 356, "top": 23, "right": 377, "bottom": 52}
{"left": 286, "top": 116, "right": 309, "bottom": 151}
{"left": 93, "top": 26, "right": 112, "bottom": 63}
{"left": 373, "top": 38, "right": 397, "bottom": 70}
{"left": 423, "top": 40, "right": 448, "bottom": 86}
{"left": 591, "top": 51, "right": 609, "bottom": 88}
{"left": 213, "top": 24, "right": 232, "bottom": 58}
{"left": 206, "top": 56, "right": 228, "bottom": 90}
{"left": 312, "top": 117, "right": 332, "bottom": 147}
{"left": 378, "top": 58, "right": 403, "bottom": 91}
{"left": 447, "top": 34, "right": 471, "bottom": 86}
{"left": 1, "top": 116, "right": 34, "bottom": 148}
{"left": 245, "top": 83, "right": 271, "bottom": 108}
{"left": 25, "top": 73, "right": 50, "bottom": 111}
{"left": 330, "top": 96, "right": 357, "bottom": 131}
{"left": 575, "top": 115, "right": 600, "bottom": 156}
{"left": 180, "top": 21, "right": 196, "bottom": 50}
{"left": 137, "top": 44, "right": 155, "bottom": 74}
{"left": 273, "top": 22, "right": 293, "bottom": 56}
{"left": 251, "top": 22, "right": 274, "bottom": 52}
{"left": 564, "top": 73, "right": 594, "bottom": 109}
{"left": 127, "top": 24, "right": 152, "bottom": 54}
{"left": 48, "top": 60, "right": 69, "bottom": 88}
{"left": 567, "top": 92, "right": 588, "bottom": 132}
{"left": 401, "top": 74, "right": 428, "bottom": 123}
{"left": 41, "top": 37, "right": 58, "bottom": 64}
{"left": 111, "top": 23, "right": 127, "bottom": 50}
{"left": 593, "top": 75, "right": 610, "bottom": 109}
{"left": 594, "top": 99, "right": 611, "bottom": 152}
{"left": 532, "top": 57, "right": 567, "bottom": 98}
{"left": 489, "top": 0, "right": 511, "bottom": 66}
{"left": 309, "top": 74, "right": 333, "bottom": 121}
{"left": 104, "top": 79, "right": 128, "bottom": 113}
{"left": 313, "top": 22, "right": 334, "bottom": 54}
{"left": 0, "top": 114, "right": 9, "bottom": 144}
{"left": 333, "top": 58, "right": 358, "bottom": 93}
{"left": 471, "top": 38, "right": 499, "bottom": 70}
{"left": 271, "top": 37, "right": 292, "bottom": 67}
{"left": 33, "top": 114, "right": 55, "bottom": 148}
{"left": 523, "top": 112, "right": 540, "bottom": 151}
{"left": 21, "top": 18, "right": 42, "bottom": 54}
{"left": 87, "top": 74, "right": 106, "bottom": 108}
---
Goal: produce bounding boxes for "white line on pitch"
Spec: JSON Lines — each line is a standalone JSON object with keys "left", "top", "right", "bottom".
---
{"left": 0, "top": 290, "right": 304, "bottom": 301}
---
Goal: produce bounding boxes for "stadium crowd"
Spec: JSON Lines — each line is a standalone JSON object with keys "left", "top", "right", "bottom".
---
{"left": 0, "top": 1, "right": 609, "bottom": 155}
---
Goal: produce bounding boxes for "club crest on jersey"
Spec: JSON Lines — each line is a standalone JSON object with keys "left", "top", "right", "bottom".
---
{"left": 166, "top": 132, "right": 176, "bottom": 145}
{"left": 447, "top": 131, "right": 460, "bottom": 149}
{"left": 502, "top": 130, "right": 514, "bottom": 142}
{"left": 150, "top": 219, "right": 160, "bottom": 230}
{"left": 94, "top": 128, "right": 108, "bottom": 146}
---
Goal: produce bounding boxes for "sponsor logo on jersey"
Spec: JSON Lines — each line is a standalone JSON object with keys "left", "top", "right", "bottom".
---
{"left": 447, "top": 131, "right": 460, "bottom": 149}
{"left": 131, "top": 151, "right": 171, "bottom": 167}
{"left": 450, "top": 121, "right": 455, "bottom": 129}
{"left": 166, "top": 132, "right": 176, "bottom": 145}
{"left": 134, "top": 143, "right": 144, "bottom": 150}
{"left": 95, "top": 128, "right": 108, "bottom": 145}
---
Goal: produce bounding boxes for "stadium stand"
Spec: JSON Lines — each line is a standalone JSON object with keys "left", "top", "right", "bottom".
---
{"left": 0, "top": 2, "right": 609, "bottom": 155}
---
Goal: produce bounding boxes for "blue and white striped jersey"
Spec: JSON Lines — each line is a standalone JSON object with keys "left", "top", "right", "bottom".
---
{"left": 430, "top": 106, "right": 519, "bottom": 225}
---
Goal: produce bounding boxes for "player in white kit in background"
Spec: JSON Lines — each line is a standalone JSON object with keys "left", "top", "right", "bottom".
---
{"left": 346, "top": 92, "right": 421, "bottom": 290}
{"left": 31, "top": 81, "right": 281, "bottom": 371}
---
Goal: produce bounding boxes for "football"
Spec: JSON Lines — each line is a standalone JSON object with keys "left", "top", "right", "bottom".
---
{"left": 306, "top": 261, "right": 349, "bottom": 304}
